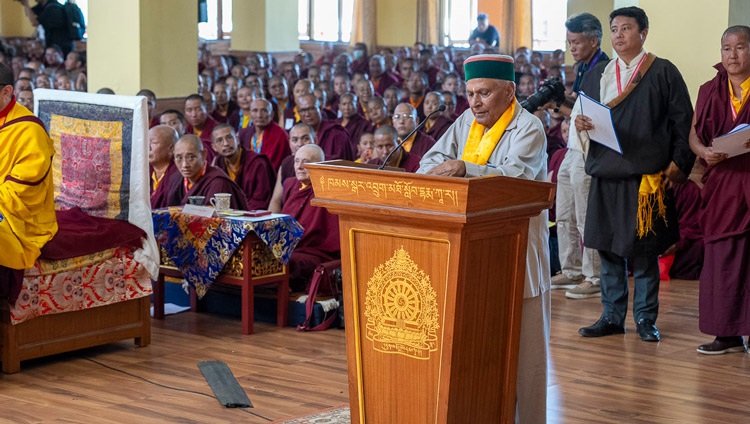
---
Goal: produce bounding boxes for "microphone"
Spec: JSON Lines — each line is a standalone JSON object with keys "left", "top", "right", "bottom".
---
{"left": 378, "top": 105, "right": 446, "bottom": 170}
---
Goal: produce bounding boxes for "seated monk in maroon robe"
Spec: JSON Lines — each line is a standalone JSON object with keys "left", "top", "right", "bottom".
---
{"left": 148, "top": 125, "right": 179, "bottom": 209}
{"left": 237, "top": 98, "right": 291, "bottom": 171}
{"left": 367, "top": 124, "right": 420, "bottom": 172}
{"left": 281, "top": 144, "right": 340, "bottom": 291}
{"left": 423, "top": 91, "right": 454, "bottom": 141}
{"left": 393, "top": 103, "right": 436, "bottom": 160}
{"left": 269, "top": 122, "right": 316, "bottom": 213}
{"left": 296, "top": 93, "right": 354, "bottom": 161}
{"left": 211, "top": 124, "right": 275, "bottom": 210}
{"left": 336, "top": 92, "right": 372, "bottom": 154}
{"left": 158, "top": 135, "right": 247, "bottom": 210}
{"left": 183, "top": 94, "right": 219, "bottom": 163}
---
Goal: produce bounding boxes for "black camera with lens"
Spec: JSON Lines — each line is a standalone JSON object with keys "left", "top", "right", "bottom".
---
{"left": 520, "top": 77, "right": 568, "bottom": 113}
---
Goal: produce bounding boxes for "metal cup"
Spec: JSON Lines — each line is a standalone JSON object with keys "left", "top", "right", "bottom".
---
{"left": 187, "top": 196, "right": 205, "bottom": 205}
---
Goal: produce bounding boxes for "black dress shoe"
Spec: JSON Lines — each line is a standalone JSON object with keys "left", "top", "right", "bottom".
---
{"left": 579, "top": 317, "right": 625, "bottom": 337}
{"left": 697, "top": 337, "right": 746, "bottom": 355}
{"left": 636, "top": 319, "right": 660, "bottom": 342}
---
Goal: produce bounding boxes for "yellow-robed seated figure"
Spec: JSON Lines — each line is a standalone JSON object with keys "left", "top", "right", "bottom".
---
{"left": 0, "top": 63, "right": 57, "bottom": 282}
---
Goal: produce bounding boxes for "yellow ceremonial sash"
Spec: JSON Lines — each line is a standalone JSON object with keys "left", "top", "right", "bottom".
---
{"left": 636, "top": 173, "right": 666, "bottom": 238}
{"left": 461, "top": 101, "right": 516, "bottom": 165}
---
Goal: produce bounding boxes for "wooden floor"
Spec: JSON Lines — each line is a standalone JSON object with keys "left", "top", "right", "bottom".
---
{"left": 1, "top": 279, "right": 749, "bottom": 423}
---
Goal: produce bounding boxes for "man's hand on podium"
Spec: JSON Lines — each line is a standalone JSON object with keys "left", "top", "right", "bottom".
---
{"left": 426, "top": 160, "right": 466, "bottom": 177}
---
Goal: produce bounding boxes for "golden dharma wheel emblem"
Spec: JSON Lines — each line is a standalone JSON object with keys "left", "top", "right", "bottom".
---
{"left": 364, "top": 247, "right": 439, "bottom": 360}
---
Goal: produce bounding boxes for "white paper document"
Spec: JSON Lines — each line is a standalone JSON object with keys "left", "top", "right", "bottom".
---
{"left": 712, "top": 123, "right": 750, "bottom": 158}
{"left": 579, "top": 92, "right": 623, "bottom": 154}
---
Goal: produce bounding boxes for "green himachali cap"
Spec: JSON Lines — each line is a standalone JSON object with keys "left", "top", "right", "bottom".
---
{"left": 463, "top": 54, "right": 515, "bottom": 82}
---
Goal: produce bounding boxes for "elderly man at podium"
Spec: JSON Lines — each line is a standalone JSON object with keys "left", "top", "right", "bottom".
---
{"left": 418, "top": 54, "right": 550, "bottom": 424}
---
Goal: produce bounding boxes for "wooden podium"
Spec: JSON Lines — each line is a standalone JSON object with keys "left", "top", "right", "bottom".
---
{"left": 306, "top": 161, "right": 554, "bottom": 424}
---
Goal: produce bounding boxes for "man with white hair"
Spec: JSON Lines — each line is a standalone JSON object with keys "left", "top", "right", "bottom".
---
{"left": 418, "top": 54, "right": 550, "bottom": 424}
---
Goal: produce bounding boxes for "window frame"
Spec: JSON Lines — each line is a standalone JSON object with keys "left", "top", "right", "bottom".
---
{"left": 298, "top": 0, "right": 351, "bottom": 43}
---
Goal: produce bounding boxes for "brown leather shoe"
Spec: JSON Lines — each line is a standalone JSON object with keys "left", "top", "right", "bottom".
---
{"left": 697, "top": 337, "right": 746, "bottom": 355}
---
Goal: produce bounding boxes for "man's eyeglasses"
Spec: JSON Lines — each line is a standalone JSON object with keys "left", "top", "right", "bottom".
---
{"left": 392, "top": 113, "right": 414, "bottom": 120}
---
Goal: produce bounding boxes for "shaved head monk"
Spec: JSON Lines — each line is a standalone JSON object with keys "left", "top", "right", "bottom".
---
{"left": 149, "top": 125, "right": 179, "bottom": 209}
{"left": 159, "top": 134, "right": 247, "bottom": 210}
{"left": 392, "top": 102, "right": 436, "bottom": 161}
{"left": 336, "top": 92, "right": 372, "bottom": 154}
{"left": 269, "top": 123, "right": 316, "bottom": 213}
{"left": 183, "top": 94, "right": 219, "bottom": 163}
{"left": 211, "top": 124, "right": 275, "bottom": 210}
{"left": 281, "top": 144, "right": 340, "bottom": 291}
{"left": 296, "top": 93, "right": 354, "bottom": 160}
{"left": 367, "top": 124, "right": 420, "bottom": 172}
{"left": 237, "top": 98, "right": 290, "bottom": 171}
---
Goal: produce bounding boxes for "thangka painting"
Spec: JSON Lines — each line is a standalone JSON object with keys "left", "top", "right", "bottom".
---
{"left": 33, "top": 88, "right": 159, "bottom": 278}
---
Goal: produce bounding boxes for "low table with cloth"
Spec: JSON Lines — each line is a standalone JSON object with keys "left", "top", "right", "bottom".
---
{"left": 152, "top": 208, "right": 303, "bottom": 334}
{"left": 0, "top": 89, "right": 159, "bottom": 373}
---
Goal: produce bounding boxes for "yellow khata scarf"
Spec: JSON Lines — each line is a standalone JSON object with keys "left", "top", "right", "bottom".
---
{"left": 637, "top": 172, "right": 667, "bottom": 238}
{"left": 461, "top": 101, "right": 516, "bottom": 165}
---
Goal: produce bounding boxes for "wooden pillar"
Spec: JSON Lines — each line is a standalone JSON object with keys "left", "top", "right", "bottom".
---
{"left": 87, "top": 0, "right": 197, "bottom": 97}
{"left": 231, "top": 0, "right": 299, "bottom": 52}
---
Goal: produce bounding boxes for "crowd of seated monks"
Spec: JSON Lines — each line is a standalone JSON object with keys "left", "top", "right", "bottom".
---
{"left": 0, "top": 35, "right": 702, "bottom": 290}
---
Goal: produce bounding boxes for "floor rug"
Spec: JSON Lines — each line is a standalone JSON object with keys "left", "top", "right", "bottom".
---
{"left": 272, "top": 405, "right": 350, "bottom": 423}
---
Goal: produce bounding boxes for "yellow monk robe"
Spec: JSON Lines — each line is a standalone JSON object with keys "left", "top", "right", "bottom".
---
{"left": 0, "top": 99, "right": 57, "bottom": 269}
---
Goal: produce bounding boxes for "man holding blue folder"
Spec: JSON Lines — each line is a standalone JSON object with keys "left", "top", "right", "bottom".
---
{"left": 574, "top": 6, "right": 695, "bottom": 342}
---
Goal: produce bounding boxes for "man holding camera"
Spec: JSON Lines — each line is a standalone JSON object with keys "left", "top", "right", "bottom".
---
{"left": 550, "top": 13, "right": 609, "bottom": 299}
{"left": 575, "top": 7, "right": 694, "bottom": 342}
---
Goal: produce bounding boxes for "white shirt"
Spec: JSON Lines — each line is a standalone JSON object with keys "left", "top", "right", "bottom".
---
{"left": 568, "top": 49, "right": 647, "bottom": 156}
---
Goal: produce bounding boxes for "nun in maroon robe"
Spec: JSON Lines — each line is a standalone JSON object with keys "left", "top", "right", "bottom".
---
{"left": 281, "top": 177, "right": 340, "bottom": 291}
{"left": 693, "top": 62, "right": 750, "bottom": 343}
{"left": 160, "top": 166, "right": 247, "bottom": 210}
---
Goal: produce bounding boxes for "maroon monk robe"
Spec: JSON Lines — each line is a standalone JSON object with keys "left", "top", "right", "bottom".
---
{"left": 278, "top": 155, "right": 295, "bottom": 185}
{"left": 668, "top": 180, "right": 703, "bottom": 280}
{"left": 367, "top": 149, "right": 421, "bottom": 172}
{"left": 237, "top": 121, "right": 292, "bottom": 171}
{"left": 400, "top": 97, "right": 426, "bottom": 122}
{"left": 161, "top": 165, "right": 248, "bottom": 210}
{"left": 281, "top": 178, "right": 340, "bottom": 290}
{"left": 316, "top": 119, "right": 355, "bottom": 161}
{"left": 425, "top": 115, "right": 454, "bottom": 142}
{"left": 213, "top": 148, "right": 276, "bottom": 210}
{"left": 454, "top": 94, "right": 469, "bottom": 118}
{"left": 211, "top": 100, "right": 239, "bottom": 124}
{"left": 404, "top": 131, "right": 436, "bottom": 160}
{"left": 372, "top": 72, "right": 400, "bottom": 96}
{"left": 337, "top": 113, "right": 373, "bottom": 154}
{"left": 150, "top": 161, "right": 179, "bottom": 210}
{"left": 185, "top": 115, "right": 219, "bottom": 163}
{"left": 694, "top": 63, "right": 750, "bottom": 336}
